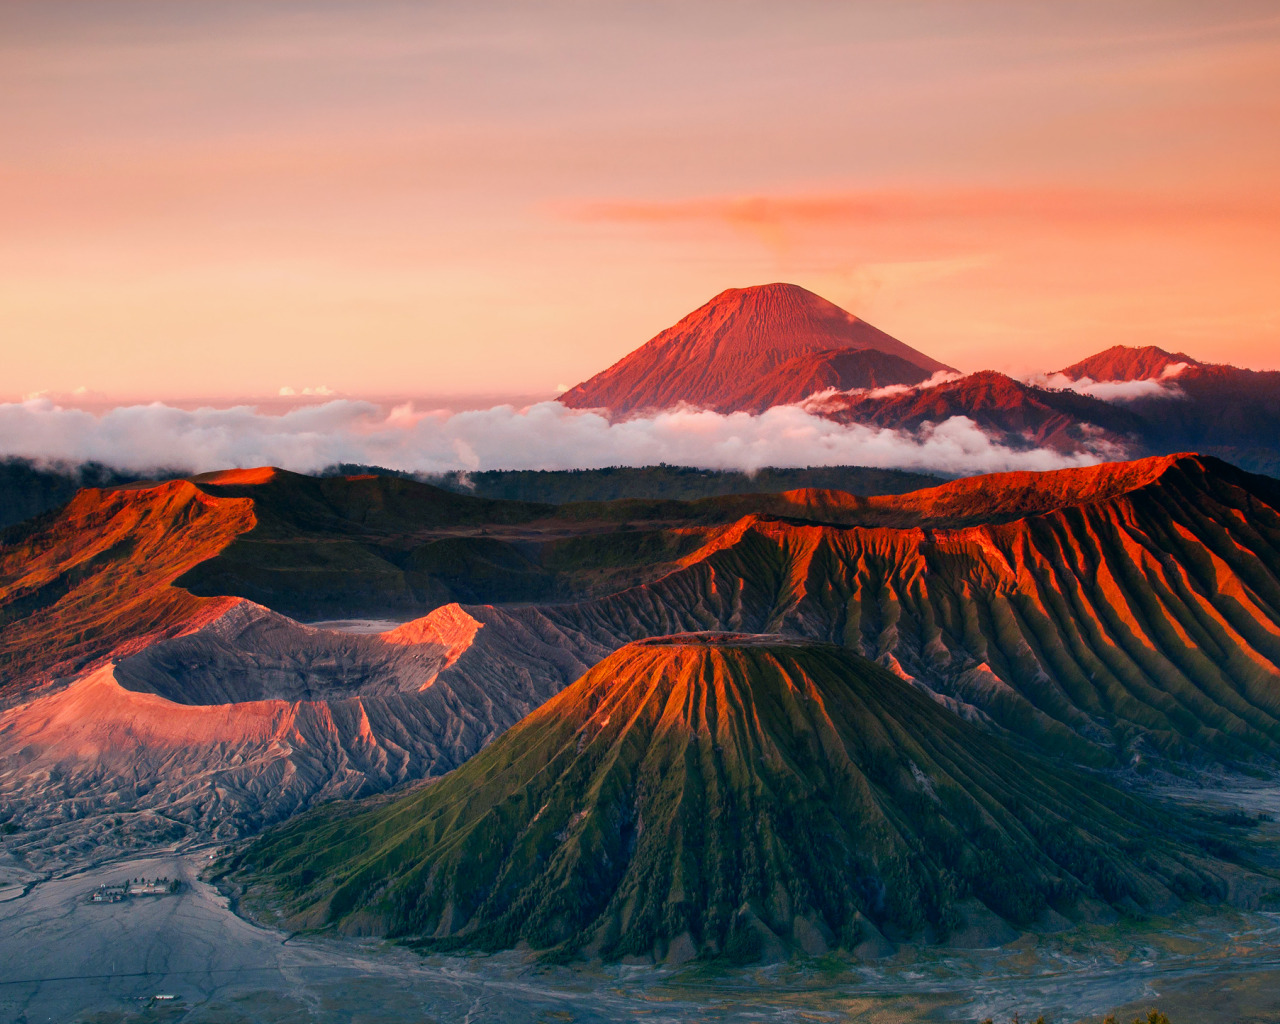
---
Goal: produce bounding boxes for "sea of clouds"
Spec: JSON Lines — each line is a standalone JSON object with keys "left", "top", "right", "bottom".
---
{"left": 0, "top": 397, "right": 1117, "bottom": 478}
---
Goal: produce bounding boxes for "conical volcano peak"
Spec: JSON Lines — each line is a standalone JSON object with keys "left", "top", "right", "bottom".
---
{"left": 237, "top": 634, "right": 1239, "bottom": 962}
{"left": 559, "top": 283, "right": 952, "bottom": 415}
{"left": 696, "top": 282, "right": 863, "bottom": 329}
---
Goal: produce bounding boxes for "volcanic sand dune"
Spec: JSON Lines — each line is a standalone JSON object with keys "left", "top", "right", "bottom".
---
{"left": 235, "top": 635, "right": 1253, "bottom": 962}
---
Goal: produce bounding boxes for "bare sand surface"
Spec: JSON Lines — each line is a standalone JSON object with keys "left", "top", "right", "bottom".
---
{"left": 305, "top": 618, "right": 406, "bottom": 633}
{"left": 0, "top": 848, "right": 943, "bottom": 1023}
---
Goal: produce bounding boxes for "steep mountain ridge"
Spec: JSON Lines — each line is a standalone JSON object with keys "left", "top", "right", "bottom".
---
{"left": 488, "top": 454, "right": 1280, "bottom": 765}
{"left": 559, "top": 283, "right": 951, "bottom": 415}
{"left": 0, "top": 480, "right": 255, "bottom": 699}
{"left": 4, "top": 453, "right": 1280, "bottom": 865}
{"left": 766, "top": 453, "right": 1185, "bottom": 527}
{"left": 233, "top": 636, "right": 1246, "bottom": 961}
{"left": 807, "top": 370, "right": 1144, "bottom": 453}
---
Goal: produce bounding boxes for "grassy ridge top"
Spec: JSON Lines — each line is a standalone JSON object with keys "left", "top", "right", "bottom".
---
{"left": 232, "top": 636, "right": 1248, "bottom": 962}
{"left": 417, "top": 464, "right": 944, "bottom": 504}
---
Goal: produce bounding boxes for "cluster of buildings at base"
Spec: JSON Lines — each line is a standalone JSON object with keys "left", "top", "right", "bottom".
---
{"left": 88, "top": 876, "right": 180, "bottom": 903}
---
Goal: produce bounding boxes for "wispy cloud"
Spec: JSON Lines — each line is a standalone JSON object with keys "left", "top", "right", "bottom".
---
{"left": 799, "top": 370, "right": 964, "bottom": 411}
{"left": 0, "top": 399, "right": 1112, "bottom": 478}
{"left": 563, "top": 188, "right": 1275, "bottom": 233}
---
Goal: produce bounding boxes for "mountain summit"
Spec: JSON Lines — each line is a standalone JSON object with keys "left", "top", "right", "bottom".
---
{"left": 1058, "top": 345, "right": 1201, "bottom": 382}
{"left": 559, "top": 283, "right": 952, "bottom": 415}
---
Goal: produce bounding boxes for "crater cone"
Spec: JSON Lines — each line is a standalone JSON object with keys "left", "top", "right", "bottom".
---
{"left": 235, "top": 633, "right": 1238, "bottom": 961}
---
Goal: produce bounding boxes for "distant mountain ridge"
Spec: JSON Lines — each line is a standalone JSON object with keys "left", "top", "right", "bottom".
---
{"left": 557, "top": 285, "right": 1280, "bottom": 474}
{"left": 0, "top": 458, "right": 945, "bottom": 534}
{"left": 1058, "top": 344, "right": 1200, "bottom": 382}
{"left": 807, "top": 368, "right": 1146, "bottom": 453}
{"left": 1057, "top": 346, "right": 1280, "bottom": 475}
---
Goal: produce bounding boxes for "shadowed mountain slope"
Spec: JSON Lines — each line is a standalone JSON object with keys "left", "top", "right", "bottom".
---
{"left": 0, "top": 458, "right": 146, "bottom": 529}
{"left": 1061, "top": 352, "right": 1280, "bottom": 475}
{"left": 175, "top": 469, "right": 949, "bottom": 621}
{"left": 559, "top": 283, "right": 952, "bottom": 415}
{"left": 0, "top": 600, "right": 602, "bottom": 863}
{"left": 0, "top": 469, "right": 718, "bottom": 694}
{"left": 233, "top": 635, "right": 1247, "bottom": 961}
{"left": 0, "top": 464, "right": 946, "bottom": 701}
{"left": 1048, "top": 346, "right": 1280, "bottom": 475}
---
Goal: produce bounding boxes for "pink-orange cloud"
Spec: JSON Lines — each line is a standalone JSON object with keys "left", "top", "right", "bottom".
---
{"left": 563, "top": 188, "right": 1277, "bottom": 232}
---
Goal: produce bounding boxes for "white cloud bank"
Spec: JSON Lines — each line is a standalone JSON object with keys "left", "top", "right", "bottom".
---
{"left": 0, "top": 398, "right": 1115, "bottom": 478}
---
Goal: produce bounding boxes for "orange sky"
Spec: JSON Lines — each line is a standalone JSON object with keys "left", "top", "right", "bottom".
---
{"left": 2, "top": 1, "right": 1278, "bottom": 402}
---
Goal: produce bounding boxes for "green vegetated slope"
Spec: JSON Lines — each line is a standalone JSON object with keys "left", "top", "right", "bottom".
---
{"left": 174, "top": 468, "right": 947, "bottom": 620}
{"left": 420, "top": 464, "right": 944, "bottom": 503}
{"left": 0, "top": 458, "right": 148, "bottom": 529}
{"left": 521, "top": 454, "right": 1280, "bottom": 767}
{"left": 234, "top": 636, "right": 1250, "bottom": 962}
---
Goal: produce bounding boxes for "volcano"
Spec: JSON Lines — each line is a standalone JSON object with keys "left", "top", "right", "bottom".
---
{"left": 234, "top": 634, "right": 1236, "bottom": 961}
{"left": 8, "top": 454, "right": 1280, "bottom": 871}
{"left": 558, "top": 283, "right": 952, "bottom": 415}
